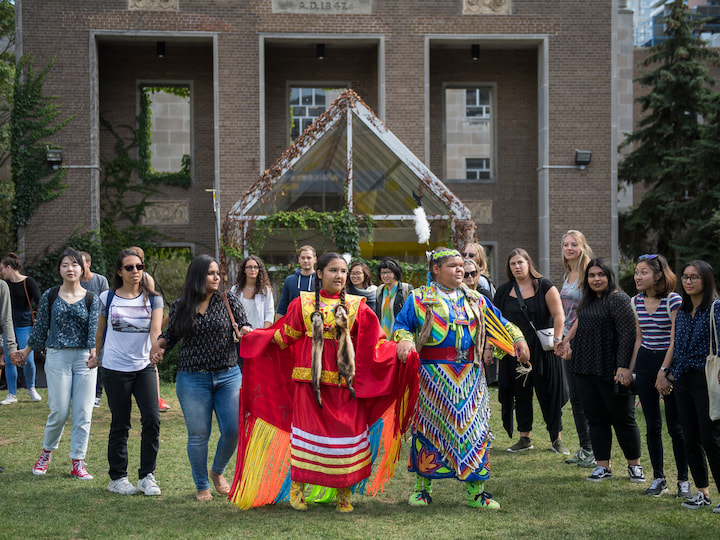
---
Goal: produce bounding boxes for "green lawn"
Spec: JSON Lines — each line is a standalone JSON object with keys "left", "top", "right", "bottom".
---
{"left": 0, "top": 383, "right": 717, "bottom": 539}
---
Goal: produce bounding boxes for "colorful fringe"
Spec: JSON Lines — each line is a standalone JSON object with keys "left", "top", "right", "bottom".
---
{"left": 229, "top": 417, "right": 292, "bottom": 510}
{"left": 413, "top": 362, "right": 490, "bottom": 480}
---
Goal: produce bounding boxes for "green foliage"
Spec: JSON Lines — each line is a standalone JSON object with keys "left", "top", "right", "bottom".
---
{"left": 23, "top": 229, "right": 106, "bottom": 291}
{"left": 10, "top": 54, "right": 75, "bottom": 230}
{"left": 4, "top": 385, "right": 720, "bottom": 538}
{"left": 100, "top": 117, "right": 162, "bottom": 224}
{"left": 246, "top": 207, "right": 372, "bottom": 257}
{"left": 144, "top": 246, "right": 193, "bottom": 382}
{"left": 619, "top": 0, "right": 720, "bottom": 271}
{"left": 137, "top": 85, "right": 192, "bottom": 188}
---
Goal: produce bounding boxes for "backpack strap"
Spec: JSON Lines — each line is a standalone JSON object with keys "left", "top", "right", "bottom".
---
{"left": 47, "top": 286, "right": 62, "bottom": 327}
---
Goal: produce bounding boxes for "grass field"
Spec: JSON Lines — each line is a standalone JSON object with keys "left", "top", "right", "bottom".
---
{"left": 1, "top": 383, "right": 718, "bottom": 539}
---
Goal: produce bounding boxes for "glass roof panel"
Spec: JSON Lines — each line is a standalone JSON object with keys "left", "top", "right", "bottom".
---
{"left": 352, "top": 116, "right": 452, "bottom": 217}
{"left": 246, "top": 120, "right": 348, "bottom": 215}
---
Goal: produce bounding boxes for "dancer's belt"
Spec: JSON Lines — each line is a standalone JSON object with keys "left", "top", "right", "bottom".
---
{"left": 420, "top": 347, "right": 474, "bottom": 364}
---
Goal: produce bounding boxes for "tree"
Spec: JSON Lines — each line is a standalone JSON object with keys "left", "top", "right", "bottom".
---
{"left": 10, "top": 54, "right": 74, "bottom": 231}
{"left": 0, "top": 0, "right": 15, "bottom": 251}
{"left": 619, "top": 0, "right": 720, "bottom": 272}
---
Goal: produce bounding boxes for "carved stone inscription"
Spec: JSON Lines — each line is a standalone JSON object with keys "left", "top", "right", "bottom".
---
{"left": 463, "top": 0, "right": 511, "bottom": 15}
{"left": 272, "top": 0, "right": 372, "bottom": 14}
{"left": 142, "top": 201, "right": 189, "bottom": 225}
{"left": 466, "top": 200, "right": 492, "bottom": 225}
{"left": 128, "top": 0, "right": 179, "bottom": 11}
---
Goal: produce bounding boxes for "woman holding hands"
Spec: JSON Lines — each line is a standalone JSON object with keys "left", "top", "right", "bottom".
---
{"left": 18, "top": 248, "right": 99, "bottom": 480}
{"left": 151, "top": 255, "right": 250, "bottom": 501}
{"left": 94, "top": 249, "right": 164, "bottom": 496}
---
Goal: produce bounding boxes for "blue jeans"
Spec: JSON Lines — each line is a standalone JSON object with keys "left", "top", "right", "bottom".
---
{"left": 43, "top": 348, "right": 97, "bottom": 459}
{"left": 3, "top": 326, "right": 36, "bottom": 393}
{"left": 176, "top": 366, "right": 241, "bottom": 491}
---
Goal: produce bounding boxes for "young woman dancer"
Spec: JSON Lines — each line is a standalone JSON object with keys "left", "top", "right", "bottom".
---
{"left": 230, "top": 252, "right": 418, "bottom": 513}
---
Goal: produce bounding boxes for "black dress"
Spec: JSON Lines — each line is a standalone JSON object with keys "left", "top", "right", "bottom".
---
{"left": 493, "top": 278, "right": 568, "bottom": 440}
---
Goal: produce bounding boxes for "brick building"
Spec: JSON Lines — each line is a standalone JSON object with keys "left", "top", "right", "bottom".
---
{"left": 15, "top": 0, "right": 630, "bottom": 283}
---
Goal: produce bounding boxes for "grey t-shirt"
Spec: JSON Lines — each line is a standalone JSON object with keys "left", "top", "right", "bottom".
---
{"left": 81, "top": 273, "right": 110, "bottom": 296}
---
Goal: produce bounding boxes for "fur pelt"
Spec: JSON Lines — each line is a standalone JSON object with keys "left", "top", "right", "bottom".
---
{"left": 310, "top": 310, "right": 324, "bottom": 408}
{"left": 334, "top": 304, "right": 356, "bottom": 398}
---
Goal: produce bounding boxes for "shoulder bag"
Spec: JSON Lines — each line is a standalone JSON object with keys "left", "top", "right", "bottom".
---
{"left": 223, "top": 291, "right": 243, "bottom": 370}
{"left": 512, "top": 281, "right": 555, "bottom": 351}
{"left": 706, "top": 301, "right": 720, "bottom": 421}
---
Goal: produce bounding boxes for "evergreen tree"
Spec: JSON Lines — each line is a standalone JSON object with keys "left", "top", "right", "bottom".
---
{"left": 619, "top": 0, "right": 720, "bottom": 272}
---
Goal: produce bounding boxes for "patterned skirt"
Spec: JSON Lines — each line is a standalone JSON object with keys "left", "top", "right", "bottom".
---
{"left": 408, "top": 360, "right": 491, "bottom": 481}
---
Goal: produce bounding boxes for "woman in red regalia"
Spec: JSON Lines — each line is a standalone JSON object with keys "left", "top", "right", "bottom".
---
{"left": 229, "top": 252, "right": 419, "bottom": 513}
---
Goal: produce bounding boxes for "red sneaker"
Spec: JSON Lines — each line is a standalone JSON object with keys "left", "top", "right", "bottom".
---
{"left": 33, "top": 449, "right": 52, "bottom": 475}
{"left": 158, "top": 398, "right": 170, "bottom": 412}
{"left": 71, "top": 459, "right": 93, "bottom": 480}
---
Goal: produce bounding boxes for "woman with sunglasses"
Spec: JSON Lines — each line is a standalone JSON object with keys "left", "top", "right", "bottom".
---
{"left": 464, "top": 258, "right": 492, "bottom": 299}
{"left": 231, "top": 256, "right": 274, "bottom": 329}
{"left": 463, "top": 243, "right": 495, "bottom": 298}
{"left": 93, "top": 249, "right": 163, "bottom": 496}
{"left": 662, "top": 261, "right": 720, "bottom": 511}
{"left": 630, "top": 254, "right": 689, "bottom": 498}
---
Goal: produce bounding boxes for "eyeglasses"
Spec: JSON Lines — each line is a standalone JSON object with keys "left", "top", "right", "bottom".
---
{"left": 350, "top": 272, "right": 364, "bottom": 277}
{"left": 681, "top": 275, "right": 701, "bottom": 283}
{"left": 464, "top": 271, "right": 477, "bottom": 278}
{"left": 639, "top": 254, "right": 658, "bottom": 261}
{"left": 123, "top": 264, "right": 145, "bottom": 272}
{"left": 462, "top": 252, "right": 476, "bottom": 259}
{"left": 380, "top": 270, "right": 394, "bottom": 276}
{"left": 245, "top": 265, "right": 259, "bottom": 270}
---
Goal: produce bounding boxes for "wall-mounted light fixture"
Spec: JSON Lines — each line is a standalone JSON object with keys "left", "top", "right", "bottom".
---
{"left": 575, "top": 149, "right": 592, "bottom": 170}
{"left": 471, "top": 44, "right": 480, "bottom": 61}
{"left": 45, "top": 146, "right": 62, "bottom": 169}
{"left": 156, "top": 41, "right": 166, "bottom": 58}
{"left": 316, "top": 43, "right": 325, "bottom": 60}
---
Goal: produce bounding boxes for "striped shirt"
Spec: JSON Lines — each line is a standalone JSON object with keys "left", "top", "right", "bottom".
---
{"left": 634, "top": 292, "right": 682, "bottom": 350}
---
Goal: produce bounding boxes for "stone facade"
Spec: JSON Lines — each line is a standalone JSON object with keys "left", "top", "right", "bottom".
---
{"left": 16, "top": 0, "right": 626, "bottom": 283}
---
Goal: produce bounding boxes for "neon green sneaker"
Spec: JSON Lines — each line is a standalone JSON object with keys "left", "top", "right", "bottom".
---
{"left": 467, "top": 481, "right": 500, "bottom": 510}
{"left": 408, "top": 475, "right": 433, "bottom": 507}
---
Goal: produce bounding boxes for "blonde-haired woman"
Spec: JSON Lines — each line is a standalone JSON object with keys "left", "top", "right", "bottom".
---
{"left": 462, "top": 243, "right": 495, "bottom": 297}
{"left": 559, "top": 230, "right": 596, "bottom": 467}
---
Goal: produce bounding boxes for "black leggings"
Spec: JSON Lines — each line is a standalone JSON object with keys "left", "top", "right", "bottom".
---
{"left": 574, "top": 374, "right": 641, "bottom": 463}
{"left": 635, "top": 347, "right": 688, "bottom": 480}
{"left": 674, "top": 368, "right": 720, "bottom": 493}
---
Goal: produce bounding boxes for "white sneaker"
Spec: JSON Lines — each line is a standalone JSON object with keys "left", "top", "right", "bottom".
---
{"left": 93, "top": 397, "right": 101, "bottom": 408}
{"left": 137, "top": 473, "right": 161, "bottom": 496}
{"left": 0, "top": 394, "right": 17, "bottom": 405}
{"left": 108, "top": 477, "right": 138, "bottom": 495}
{"left": 27, "top": 388, "right": 42, "bottom": 402}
